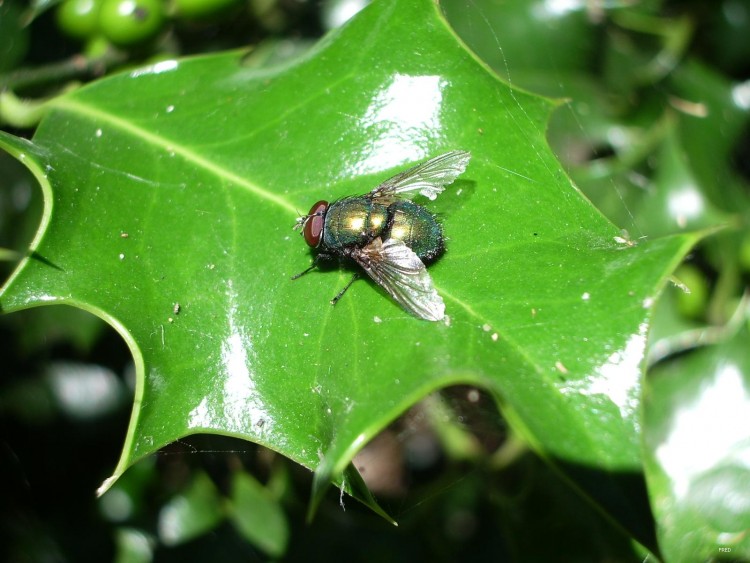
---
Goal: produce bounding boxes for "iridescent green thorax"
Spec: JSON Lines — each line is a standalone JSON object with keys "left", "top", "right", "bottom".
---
{"left": 322, "top": 197, "right": 443, "bottom": 260}
{"left": 323, "top": 197, "right": 389, "bottom": 249}
{"left": 386, "top": 200, "right": 443, "bottom": 261}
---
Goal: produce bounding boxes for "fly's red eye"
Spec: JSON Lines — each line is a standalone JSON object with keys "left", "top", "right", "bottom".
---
{"left": 303, "top": 200, "right": 328, "bottom": 247}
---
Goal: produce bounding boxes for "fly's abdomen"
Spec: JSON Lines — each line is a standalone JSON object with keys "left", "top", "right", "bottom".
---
{"left": 386, "top": 201, "right": 444, "bottom": 261}
{"left": 323, "top": 198, "right": 389, "bottom": 249}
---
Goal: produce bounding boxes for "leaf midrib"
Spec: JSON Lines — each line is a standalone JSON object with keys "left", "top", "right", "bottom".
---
{"left": 49, "top": 97, "right": 298, "bottom": 215}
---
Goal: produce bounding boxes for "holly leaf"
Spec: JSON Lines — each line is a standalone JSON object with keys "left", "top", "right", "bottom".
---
{"left": 0, "top": 0, "right": 700, "bottom": 536}
{"left": 644, "top": 317, "right": 750, "bottom": 561}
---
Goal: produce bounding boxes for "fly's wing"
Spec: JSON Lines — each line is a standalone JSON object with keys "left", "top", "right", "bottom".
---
{"left": 352, "top": 237, "right": 445, "bottom": 321}
{"left": 368, "top": 150, "right": 471, "bottom": 204}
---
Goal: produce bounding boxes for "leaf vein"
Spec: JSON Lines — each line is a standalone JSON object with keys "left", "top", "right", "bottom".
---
{"left": 51, "top": 97, "right": 298, "bottom": 214}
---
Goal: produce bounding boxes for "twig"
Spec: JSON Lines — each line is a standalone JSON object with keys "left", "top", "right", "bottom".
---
{"left": 0, "top": 49, "right": 127, "bottom": 92}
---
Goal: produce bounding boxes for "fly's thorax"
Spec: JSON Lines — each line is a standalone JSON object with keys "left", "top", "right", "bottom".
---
{"left": 323, "top": 197, "right": 389, "bottom": 249}
{"left": 385, "top": 200, "right": 444, "bottom": 261}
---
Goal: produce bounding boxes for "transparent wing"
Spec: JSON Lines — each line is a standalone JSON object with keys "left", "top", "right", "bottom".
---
{"left": 352, "top": 237, "right": 445, "bottom": 321}
{"left": 368, "top": 150, "right": 471, "bottom": 203}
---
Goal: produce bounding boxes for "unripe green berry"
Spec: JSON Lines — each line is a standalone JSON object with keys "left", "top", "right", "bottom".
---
{"left": 57, "top": 0, "right": 102, "bottom": 40}
{"left": 675, "top": 264, "right": 709, "bottom": 320}
{"left": 99, "top": 0, "right": 165, "bottom": 46}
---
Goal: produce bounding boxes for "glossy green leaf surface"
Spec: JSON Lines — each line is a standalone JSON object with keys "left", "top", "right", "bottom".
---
{"left": 644, "top": 321, "right": 750, "bottom": 561}
{"left": 0, "top": 0, "right": 698, "bottom": 525}
{"left": 441, "top": 0, "right": 597, "bottom": 84}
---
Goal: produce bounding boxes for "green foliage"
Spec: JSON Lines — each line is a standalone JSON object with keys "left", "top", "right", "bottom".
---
{"left": 440, "top": 1, "right": 750, "bottom": 560}
{"left": 0, "top": 0, "right": 695, "bottom": 516}
{"left": 228, "top": 470, "right": 289, "bottom": 557}
{"left": 157, "top": 471, "right": 224, "bottom": 546}
{"left": 173, "top": 0, "right": 240, "bottom": 20}
{"left": 0, "top": 1, "right": 30, "bottom": 72}
{"left": 645, "top": 321, "right": 750, "bottom": 560}
{"left": 1, "top": 0, "right": 748, "bottom": 560}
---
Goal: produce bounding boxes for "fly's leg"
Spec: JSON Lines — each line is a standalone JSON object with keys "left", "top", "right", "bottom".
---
{"left": 291, "top": 256, "right": 321, "bottom": 280}
{"left": 330, "top": 273, "right": 360, "bottom": 306}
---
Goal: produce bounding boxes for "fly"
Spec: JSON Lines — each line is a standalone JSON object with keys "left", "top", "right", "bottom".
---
{"left": 292, "top": 150, "right": 471, "bottom": 321}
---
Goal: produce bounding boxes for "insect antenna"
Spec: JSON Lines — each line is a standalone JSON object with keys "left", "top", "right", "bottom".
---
{"left": 293, "top": 213, "right": 307, "bottom": 231}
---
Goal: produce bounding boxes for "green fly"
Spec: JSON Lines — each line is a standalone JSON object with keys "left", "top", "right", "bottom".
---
{"left": 292, "top": 150, "right": 471, "bottom": 321}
